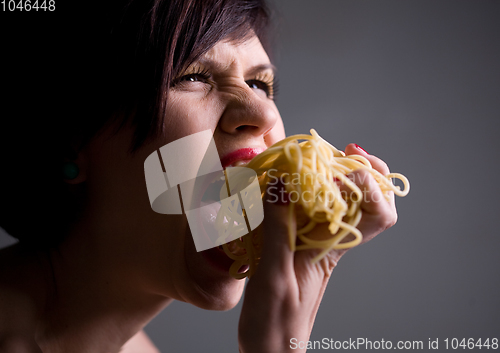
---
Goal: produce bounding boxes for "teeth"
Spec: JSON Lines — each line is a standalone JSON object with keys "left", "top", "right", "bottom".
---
{"left": 210, "top": 175, "right": 226, "bottom": 184}
{"left": 230, "top": 160, "right": 249, "bottom": 167}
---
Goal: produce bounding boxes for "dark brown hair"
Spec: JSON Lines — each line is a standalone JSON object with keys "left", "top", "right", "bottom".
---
{"left": 0, "top": 0, "right": 273, "bottom": 246}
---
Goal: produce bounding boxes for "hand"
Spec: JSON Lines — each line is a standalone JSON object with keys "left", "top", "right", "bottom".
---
{"left": 339, "top": 143, "right": 398, "bottom": 247}
{"left": 237, "top": 144, "right": 398, "bottom": 353}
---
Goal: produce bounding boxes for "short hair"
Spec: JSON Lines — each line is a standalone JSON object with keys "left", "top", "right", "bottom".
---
{"left": 0, "top": 0, "right": 273, "bottom": 246}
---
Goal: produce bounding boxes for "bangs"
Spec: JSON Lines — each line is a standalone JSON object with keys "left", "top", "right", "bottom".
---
{"left": 0, "top": 0, "right": 273, "bottom": 244}
{"left": 111, "top": 0, "right": 272, "bottom": 151}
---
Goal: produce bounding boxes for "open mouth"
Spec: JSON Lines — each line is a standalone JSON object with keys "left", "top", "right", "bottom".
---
{"left": 200, "top": 175, "right": 226, "bottom": 203}
{"left": 200, "top": 158, "right": 252, "bottom": 201}
{"left": 224, "top": 159, "right": 251, "bottom": 169}
{"left": 198, "top": 160, "right": 259, "bottom": 271}
{"left": 193, "top": 147, "right": 264, "bottom": 273}
{"left": 199, "top": 161, "right": 252, "bottom": 248}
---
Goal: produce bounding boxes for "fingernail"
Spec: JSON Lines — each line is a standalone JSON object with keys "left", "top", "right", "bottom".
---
{"left": 266, "top": 180, "right": 290, "bottom": 206}
{"left": 354, "top": 144, "right": 368, "bottom": 154}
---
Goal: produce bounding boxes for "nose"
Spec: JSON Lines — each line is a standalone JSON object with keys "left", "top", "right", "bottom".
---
{"left": 217, "top": 86, "right": 279, "bottom": 141}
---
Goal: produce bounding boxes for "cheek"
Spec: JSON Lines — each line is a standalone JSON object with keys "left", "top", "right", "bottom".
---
{"left": 266, "top": 109, "right": 286, "bottom": 146}
{"left": 87, "top": 129, "right": 146, "bottom": 201}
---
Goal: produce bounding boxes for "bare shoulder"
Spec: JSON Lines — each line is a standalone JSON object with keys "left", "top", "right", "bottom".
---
{"left": 0, "top": 257, "right": 41, "bottom": 351}
{"left": 120, "top": 330, "right": 160, "bottom": 353}
{"left": 0, "top": 244, "right": 45, "bottom": 301}
{"left": 0, "top": 245, "right": 44, "bottom": 351}
{"left": 0, "top": 289, "right": 41, "bottom": 352}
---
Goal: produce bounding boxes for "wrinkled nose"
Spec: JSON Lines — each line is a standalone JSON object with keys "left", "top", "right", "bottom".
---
{"left": 217, "top": 86, "right": 279, "bottom": 140}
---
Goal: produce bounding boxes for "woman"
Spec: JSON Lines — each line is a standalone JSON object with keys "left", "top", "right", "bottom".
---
{"left": 0, "top": 0, "right": 397, "bottom": 351}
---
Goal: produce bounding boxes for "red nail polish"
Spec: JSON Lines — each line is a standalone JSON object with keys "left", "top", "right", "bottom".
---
{"left": 354, "top": 144, "right": 368, "bottom": 154}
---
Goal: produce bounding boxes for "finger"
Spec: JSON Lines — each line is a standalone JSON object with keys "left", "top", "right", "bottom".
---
{"left": 340, "top": 169, "right": 398, "bottom": 239}
{"left": 345, "top": 143, "right": 396, "bottom": 210}
{"left": 256, "top": 181, "right": 296, "bottom": 279}
{"left": 341, "top": 169, "right": 389, "bottom": 214}
{"left": 345, "top": 143, "right": 390, "bottom": 175}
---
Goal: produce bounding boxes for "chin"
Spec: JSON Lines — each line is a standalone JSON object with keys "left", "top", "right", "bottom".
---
{"left": 180, "top": 230, "right": 247, "bottom": 311}
{"left": 193, "top": 278, "right": 246, "bottom": 311}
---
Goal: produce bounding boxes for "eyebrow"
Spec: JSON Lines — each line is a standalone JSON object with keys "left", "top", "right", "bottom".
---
{"left": 194, "top": 58, "right": 276, "bottom": 76}
{"left": 246, "top": 63, "right": 277, "bottom": 76}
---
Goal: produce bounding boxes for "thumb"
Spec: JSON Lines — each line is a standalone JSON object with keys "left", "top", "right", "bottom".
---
{"left": 255, "top": 180, "right": 296, "bottom": 278}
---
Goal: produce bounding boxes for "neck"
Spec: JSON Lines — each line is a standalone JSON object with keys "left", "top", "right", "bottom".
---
{"left": 36, "top": 224, "right": 174, "bottom": 353}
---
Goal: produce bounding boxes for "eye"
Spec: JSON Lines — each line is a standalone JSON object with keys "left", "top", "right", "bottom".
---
{"left": 171, "top": 67, "right": 211, "bottom": 88}
{"left": 246, "top": 79, "right": 276, "bottom": 99}
{"left": 179, "top": 73, "right": 209, "bottom": 84}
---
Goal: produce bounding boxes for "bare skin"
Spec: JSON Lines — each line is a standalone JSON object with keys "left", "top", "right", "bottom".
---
{"left": 0, "top": 36, "right": 397, "bottom": 352}
{"left": 239, "top": 144, "right": 397, "bottom": 352}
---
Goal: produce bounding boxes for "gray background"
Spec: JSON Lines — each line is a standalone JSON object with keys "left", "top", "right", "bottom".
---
{"left": 1, "top": 0, "right": 499, "bottom": 352}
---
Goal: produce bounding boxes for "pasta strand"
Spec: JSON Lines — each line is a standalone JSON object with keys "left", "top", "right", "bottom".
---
{"left": 222, "top": 130, "right": 410, "bottom": 279}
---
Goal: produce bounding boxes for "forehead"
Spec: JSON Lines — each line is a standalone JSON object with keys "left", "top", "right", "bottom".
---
{"left": 199, "top": 36, "right": 271, "bottom": 72}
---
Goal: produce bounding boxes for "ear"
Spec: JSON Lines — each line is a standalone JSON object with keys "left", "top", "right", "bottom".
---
{"left": 63, "top": 147, "right": 88, "bottom": 185}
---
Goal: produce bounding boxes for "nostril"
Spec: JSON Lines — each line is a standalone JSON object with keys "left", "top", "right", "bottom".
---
{"left": 235, "top": 125, "right": 257, "bottom": 132}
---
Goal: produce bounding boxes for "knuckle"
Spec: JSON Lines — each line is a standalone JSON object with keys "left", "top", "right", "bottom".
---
{"left": 370, "top": 156, "right": 390, "bottom": 174}
{"left": 349, "top": 168, "right": 372, "bottom": 187}
{"left": 381, "top": 210, "right": 398, "bottom": 231}
{"left": 379, "top": 160, "right": 390, "bottom": 174}
{"left": 321, "top": 255, "right": 339, "bottom": 276}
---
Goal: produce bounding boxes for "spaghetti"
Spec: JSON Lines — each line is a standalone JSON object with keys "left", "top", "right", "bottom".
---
{"left": 221, "top": 129, "right": 410, "bottom": 279}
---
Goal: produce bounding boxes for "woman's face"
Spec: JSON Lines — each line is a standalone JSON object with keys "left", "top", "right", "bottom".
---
{"left": 82, "top": 35, "right": 285, "bottom": 310}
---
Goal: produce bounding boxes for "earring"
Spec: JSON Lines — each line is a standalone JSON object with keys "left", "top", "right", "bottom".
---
{"left": 63, "top": 162, "right": 79, "bottom": 180}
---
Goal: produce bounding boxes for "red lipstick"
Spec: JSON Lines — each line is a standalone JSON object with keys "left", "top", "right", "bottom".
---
{"left": 220, "top": 148, "right": 264, "bottom": 169}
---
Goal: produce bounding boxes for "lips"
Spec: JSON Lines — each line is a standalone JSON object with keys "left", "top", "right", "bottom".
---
{"left": 220, "top": 148, "right": 264, "bottom": 169}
